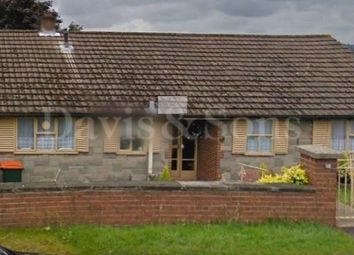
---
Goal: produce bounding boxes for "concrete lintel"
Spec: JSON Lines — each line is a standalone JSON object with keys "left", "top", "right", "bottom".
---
{"left": 296, "top": 145, "right": 343, "bottom": 160}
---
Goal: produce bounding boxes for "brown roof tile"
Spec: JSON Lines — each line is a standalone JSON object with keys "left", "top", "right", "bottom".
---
{"left": 0, "top": 30, "right": 353, "bottom": 117}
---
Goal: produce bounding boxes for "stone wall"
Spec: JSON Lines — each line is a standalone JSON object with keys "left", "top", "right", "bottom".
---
{"left": 0, "top": 118, "right": 315, "bottom": 183}
{"left": 220, "top": 119, "right": 313, "bottom": 180}
{"left": 0, "top": 144, "right": 339, "bottom": 227}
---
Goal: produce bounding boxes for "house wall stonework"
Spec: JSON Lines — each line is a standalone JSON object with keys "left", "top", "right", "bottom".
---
{"left": 220, "top": 119, "right": 313, "bottom": 180}
{"left": 0, "top": 118, "right": 313, "bottom": 183}
{"left": 0, "top": 118, "right": 168, "bottom": 184}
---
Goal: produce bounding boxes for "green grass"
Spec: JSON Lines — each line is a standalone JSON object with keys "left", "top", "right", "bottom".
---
{"left": 0, "top": 222, "right": 354, "bottom": 255}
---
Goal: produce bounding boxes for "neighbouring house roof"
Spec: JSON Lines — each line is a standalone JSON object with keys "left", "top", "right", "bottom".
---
{"left": 346, "top": 44, "right": 354, "bottom": 52}
{"left": 0, "top": 30, "right": 353, "bottom": 117}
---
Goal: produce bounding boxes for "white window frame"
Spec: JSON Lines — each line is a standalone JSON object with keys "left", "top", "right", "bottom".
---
{"left": 118, "top": 119, "right": 146, "bottom": 155}
{"left": 246, "top": 119, "right": 274, "bottom": 155}
{"left": 16, "top": 117, "right": 76, "bottom": 153}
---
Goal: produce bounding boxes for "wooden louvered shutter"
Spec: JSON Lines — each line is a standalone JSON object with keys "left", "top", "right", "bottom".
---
{"left": 76, "top": 118, "right": 90, "bottom": 152}
{"left": 312, "top": 120, "right": 330, "bottom": 146}
{"left": 153, "top": 119, "right": 163, "bottom": 153}
{"left": 274, "top": 119, "right": 289, "bottom": 154}
{"left": 0, "top": 117, "right": 16, "bottom": 152}
{"left": 103, "top": 118, "right": 119, "bottom": 153}
{"left": 232, "top": 119, "right": 247, "bottom": 154}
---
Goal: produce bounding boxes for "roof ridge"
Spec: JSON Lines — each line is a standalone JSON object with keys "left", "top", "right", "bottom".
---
{"left": 0, "top": 29, "right": 333, "bottom": 38}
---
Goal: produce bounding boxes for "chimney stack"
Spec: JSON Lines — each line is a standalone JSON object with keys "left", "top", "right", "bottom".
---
{"left": 59, "top": 28, "right": 74, "bottom": 53}
{"left": 63, "top": 29, "right": 69, "bottom": 48}
{"left": 40, "top": 12, "right": 56, "bottom": 32}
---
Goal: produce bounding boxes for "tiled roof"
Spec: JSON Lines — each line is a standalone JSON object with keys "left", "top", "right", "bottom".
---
{"left": 0, "top": 30, "right": 353, "bottom": 117}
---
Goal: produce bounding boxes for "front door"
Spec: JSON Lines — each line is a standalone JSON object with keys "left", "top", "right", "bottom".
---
{"left": 170, "top": 131, "right": 197, "bottom": 181}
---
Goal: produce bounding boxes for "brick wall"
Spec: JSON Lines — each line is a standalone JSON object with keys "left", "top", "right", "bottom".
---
{"left": 299, "top": 153, "right": 338, "bottom": 226}
{"left": 0, "top": 145, "right": 338, "bottom": 227}
{"left": 0, "top": 188, "right": 334, "bottom": 226}
{"left": 0, "top": 188, "right": 331, "bottom": 227}
{"left": 197, "top": 124, "right": 221, "bottom": 181}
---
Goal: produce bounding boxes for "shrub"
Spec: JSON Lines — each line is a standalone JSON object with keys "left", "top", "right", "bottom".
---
{"left": 259, "top": 163, "right": 272, "bottom": 177}
{"left": 338, "top": 152, "right": 349, "bottom": 178}
{"left": 257, "top": 173, "right": 286, "bottom": 184}
{"left": 281, "top": 165, "right": 309, "bottom": 185}
{"left": 158, "top": 165, "right": 172, "bottom": 181}
{"left": 257, "top": 165, "right": 309, "bottom": 185}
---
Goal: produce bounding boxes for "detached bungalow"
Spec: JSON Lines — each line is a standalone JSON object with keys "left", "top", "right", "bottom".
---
{"left": 0, "top": 17, "right": 353, "bottom": 183}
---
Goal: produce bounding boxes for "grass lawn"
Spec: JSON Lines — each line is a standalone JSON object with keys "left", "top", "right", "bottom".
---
{"left": 0, "top": 222, "right": 354, "bottom": 255}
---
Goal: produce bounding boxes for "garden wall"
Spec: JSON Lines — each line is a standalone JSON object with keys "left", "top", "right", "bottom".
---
{"left": 0, "top": 145, "right": 339, "bottom": 227}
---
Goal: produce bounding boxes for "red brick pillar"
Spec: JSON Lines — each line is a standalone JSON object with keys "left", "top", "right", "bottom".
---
{"left": 297, "top": 145, "right": 341, "bottom": 226}
{"left": 196, "top": 124, "right": 221, "bottom": 181}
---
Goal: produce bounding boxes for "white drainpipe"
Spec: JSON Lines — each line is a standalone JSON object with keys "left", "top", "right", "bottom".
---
{"left": 148, "top": 138, "right": 153, "bottom": 176}
{"left": 147, "top": 100, "right": 157, "bottom": 177}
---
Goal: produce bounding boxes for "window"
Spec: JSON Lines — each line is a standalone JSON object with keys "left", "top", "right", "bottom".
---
{"left": 332, "top": 120, "right": 346, "bottom": 150}
{"left": 58, "top": 117, "right": 75, "bottom": 150}
{"left": 37, "top": 117, "right": 56, "bottom": 150}
{"left": 119, "top": 119, "right": 145, "bottom": 153}
{"left": 247, "top": 119, "right": 273, "bottom": 153}
{"left": 331, "top": 120, "right": 354, "bottom": 151}
{"left": 18, "top": 117, "right": 34, "bottom": 150}
{"left": 349, "top": 121, "right": 354, "bottom": 151}
{"left": 17, "top": 117, "right": 75, "bottom": 152}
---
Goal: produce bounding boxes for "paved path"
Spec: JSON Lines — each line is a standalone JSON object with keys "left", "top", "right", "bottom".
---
{"left": 336, "top": 202, "right": 354, "bottom": 227}
{"left": 342, "top": 227, "right": 354, "bottom": 237}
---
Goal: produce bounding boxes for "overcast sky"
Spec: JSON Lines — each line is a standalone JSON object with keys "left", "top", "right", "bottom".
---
{"left": 53, "top": 0, "right": 354, "bottom": 43}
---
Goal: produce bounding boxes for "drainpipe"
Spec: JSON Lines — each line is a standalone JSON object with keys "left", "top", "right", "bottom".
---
{"left": 147, "top": 100, "right": 157, "bottom": 178}
{"left": 148, "top": 135, "right": 154, "bottom": 177}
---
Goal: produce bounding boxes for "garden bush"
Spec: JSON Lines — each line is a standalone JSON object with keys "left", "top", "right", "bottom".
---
{"left": 158, "top": 165, "right": 172, "bottom": 181}
{"left": 257, "top": 165, "right": 309, "bottom": 185}
{"left": 338, "top": 152, "right": 350, "bottom": 178}
{"left": 259, "top": 163, "right": 272, "bottom": 177}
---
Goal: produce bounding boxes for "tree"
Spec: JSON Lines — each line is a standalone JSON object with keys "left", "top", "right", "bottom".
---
{"left": 0, "top": 0, "right": 62, "bottom": 29}
{"left": 68, "top": 21, "right": 83, "bottom": 32}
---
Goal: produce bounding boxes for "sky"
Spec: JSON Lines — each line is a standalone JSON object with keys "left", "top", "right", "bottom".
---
{"left": 53, "top": 0, "right": 354, "bottom": 43}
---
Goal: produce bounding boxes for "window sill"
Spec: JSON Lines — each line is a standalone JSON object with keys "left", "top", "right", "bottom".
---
{"left": 14, "top": 151, "right": 79, "bottom": 155}
{"left": 117, "top": 151, "right": 147, "bottom": 156}
{"left": 244, "top": 152, "right": 275, "bottom": 157}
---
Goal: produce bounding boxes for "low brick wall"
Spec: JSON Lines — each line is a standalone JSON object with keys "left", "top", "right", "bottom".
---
{"left": 0, "top": 182, "right": 330, "bottom": 227}
{"left": 0, "top": 145, "right": 339, "bottom": 227}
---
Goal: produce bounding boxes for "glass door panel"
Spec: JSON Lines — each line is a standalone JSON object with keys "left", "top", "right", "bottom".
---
{"left": 182, "top": 160, "right": 194, "bottom": 171}
{"left": 171, "top": 160, "right": 178, "bottom": 171}
{"left": 182, "top": 137, "right": 195, "bottom": 159}
{"left": 170, "top": 126, "right": 197, "bottom": 180}
{"left": 180, "top": 136, "right": 197, "bottom": 179}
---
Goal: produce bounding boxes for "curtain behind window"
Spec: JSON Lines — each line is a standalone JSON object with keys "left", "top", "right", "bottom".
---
{"left": 332, "top": 120, "right": 346, "bottom": 150}
{"left": 37, "top": 134, "right": 55, "bottom": 149}
{"left": 37, "top": 117, "right": 55, "bottom": 150}
{"left": 247, "top": 119, "right": 273, "bottom": 152}
{"left": 58, "top": 118, "right": 75, "bottom": 149}
{"left": 18, "top": 117, "right": 34, "bottom": 149}
{"left": 349, "top": 121, "right": 354, "bottom": 151}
